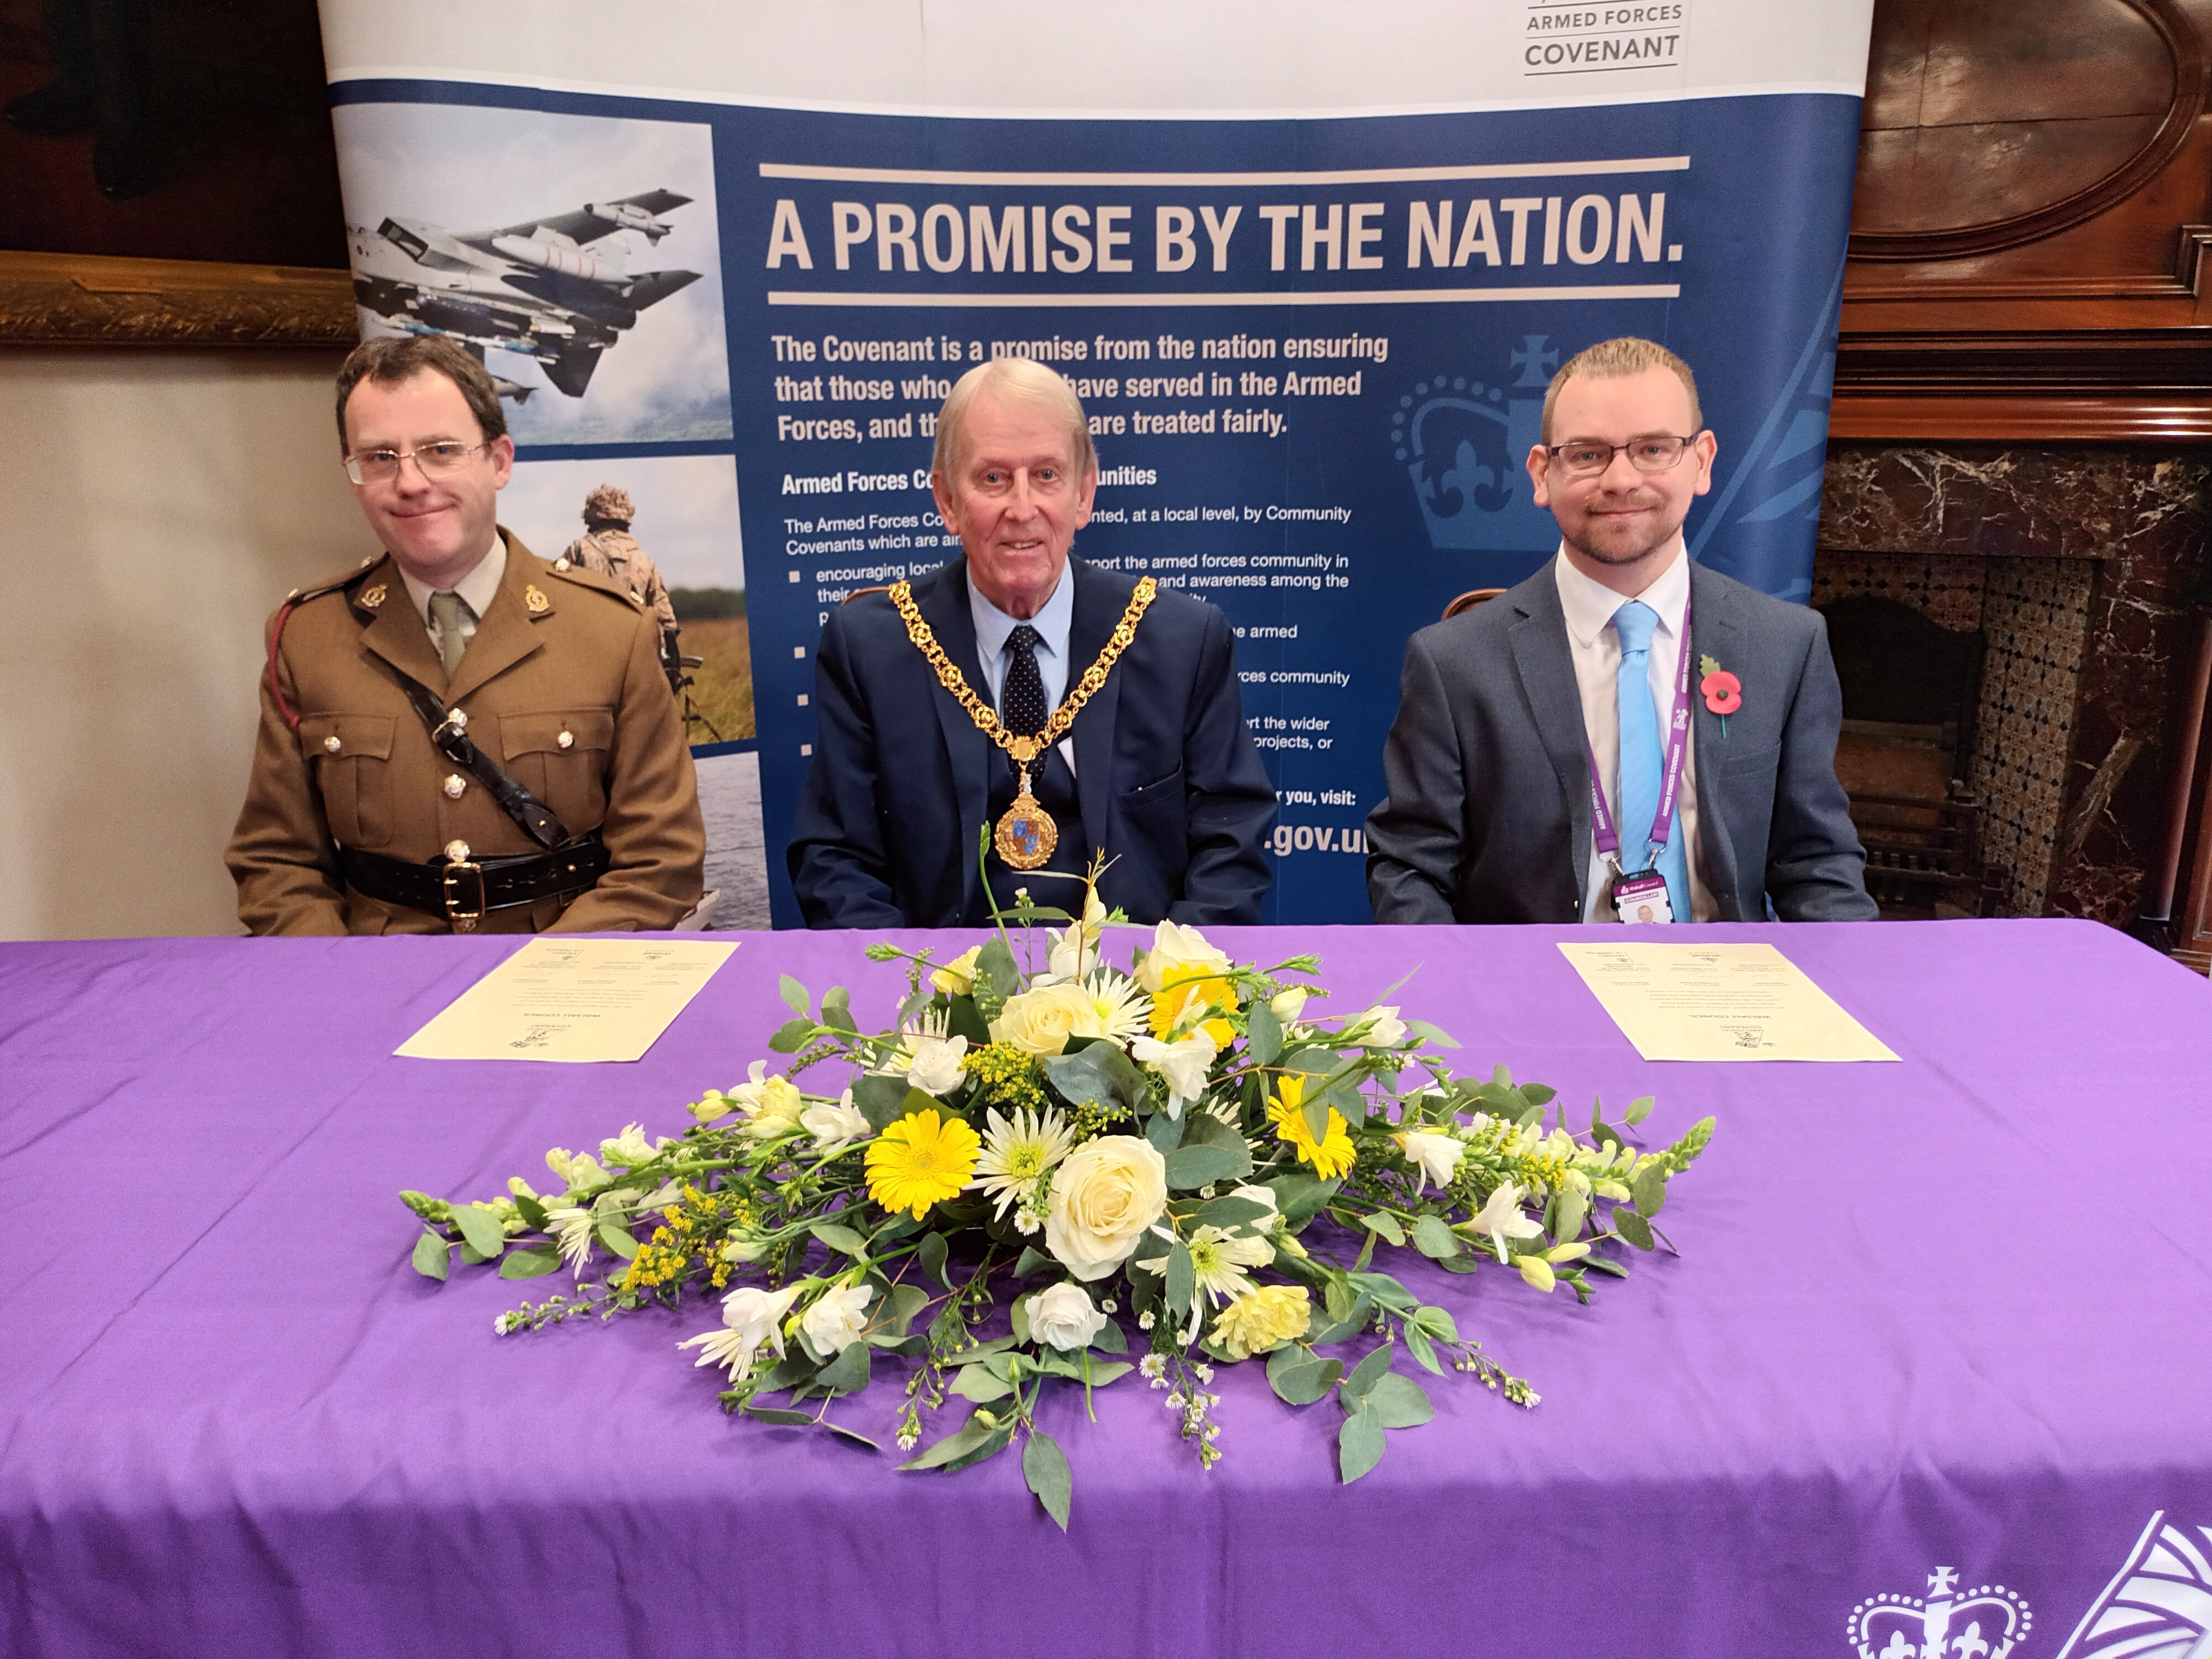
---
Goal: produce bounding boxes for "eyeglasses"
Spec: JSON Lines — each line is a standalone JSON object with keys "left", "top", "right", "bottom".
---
{"left": 1545, "top": 435, "right": 1698, "bottom": 476}
{"left": 343, "top": 441, "right": 487, "bottom": 486}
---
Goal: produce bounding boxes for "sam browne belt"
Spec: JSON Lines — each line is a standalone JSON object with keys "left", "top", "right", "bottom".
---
{"left": 337, "top": 833, "right": 611, "bottom": 928}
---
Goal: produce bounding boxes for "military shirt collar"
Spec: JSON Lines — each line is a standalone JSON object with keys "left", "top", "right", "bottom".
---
{"left": 398, "top": 534, "right": 507, "bottom": 627}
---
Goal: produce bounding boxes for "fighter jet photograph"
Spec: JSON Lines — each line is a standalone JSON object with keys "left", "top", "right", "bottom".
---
{"left": 350, "top": 190, "right": 702, "bottom": 400}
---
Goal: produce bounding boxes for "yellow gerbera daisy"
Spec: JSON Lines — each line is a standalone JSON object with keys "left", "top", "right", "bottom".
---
{"left": 865, "top": 1108, "right": 982, "bottom": 1220}
{"left": 1150, "top": 971, "right": 1238, "bottom": 1048}
{"left": 1266, "top": 1072, "right": 1356, "bottom": 1180}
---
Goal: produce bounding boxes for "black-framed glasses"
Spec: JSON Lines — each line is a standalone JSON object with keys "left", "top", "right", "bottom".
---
{"left": 1545, "top": 435, "right": 1698, "bottom": 476}
{"left": 344, "top": 441, "right": 488, "bottom": 486}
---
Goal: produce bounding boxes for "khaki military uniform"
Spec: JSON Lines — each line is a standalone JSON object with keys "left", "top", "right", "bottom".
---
{"left": 565, "top": 526, "right": 679, "bottom": 638}
{"left": 227, "top": 529, "right": 706, "bottom": 935}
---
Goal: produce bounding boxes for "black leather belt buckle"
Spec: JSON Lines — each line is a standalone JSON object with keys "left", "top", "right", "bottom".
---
{"left": 441, "top": 860, "right": 488, "bottom": 932}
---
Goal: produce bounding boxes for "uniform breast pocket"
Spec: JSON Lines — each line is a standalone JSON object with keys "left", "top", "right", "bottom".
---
{"left": 299, "top": 713, "right": 395, "bottom": 847}
{"left": 502, "top": 711, "right": 615, "bottom": 832}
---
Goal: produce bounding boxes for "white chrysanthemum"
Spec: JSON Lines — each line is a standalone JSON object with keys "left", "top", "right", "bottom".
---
{"left": 1137, "top": 1224, "right": 1272, "bottom": 1308}
{"left": 544, "top": 1204, "right": 597, "bottom": 1276}
{"left": 969, "top": 1105, "right": 1074, "bottom": 1220}
{"left": 1080, "top": 969, "right": 1153, "bottom": 1046}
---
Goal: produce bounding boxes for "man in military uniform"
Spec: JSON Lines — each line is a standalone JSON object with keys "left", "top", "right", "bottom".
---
{"left": 564, "top": 486, "right": 682, "bottom": 687}
{"left": 226, "top": 335, "right": 706, "bottom": 935}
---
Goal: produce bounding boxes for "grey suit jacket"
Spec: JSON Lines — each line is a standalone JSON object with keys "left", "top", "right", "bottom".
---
{"left": 1365, "top": 557, "right": 1877, "bottom": 924}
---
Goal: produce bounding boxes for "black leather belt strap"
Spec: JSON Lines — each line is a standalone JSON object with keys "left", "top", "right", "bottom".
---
{"left": 338, "top": 834, "right": 611, "bottom": 922}
{"left": 396, "top": 680, "right": 569, "bottom": 850}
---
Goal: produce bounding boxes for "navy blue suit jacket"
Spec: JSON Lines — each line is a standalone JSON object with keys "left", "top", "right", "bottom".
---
{"left": 1365, "top": 558, "right": 1878, "bottom": 924}
{"left": 789, "top": 556, "right": 1276, "bottom": 927}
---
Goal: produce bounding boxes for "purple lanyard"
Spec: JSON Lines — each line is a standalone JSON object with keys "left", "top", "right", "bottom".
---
{"left": 1584, "top": 588, "right": 1693, "bottom": 869}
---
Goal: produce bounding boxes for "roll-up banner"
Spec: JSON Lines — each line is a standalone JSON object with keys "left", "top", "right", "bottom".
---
{"left": 316, "top": 2, "right": 1873, "bottom": 928}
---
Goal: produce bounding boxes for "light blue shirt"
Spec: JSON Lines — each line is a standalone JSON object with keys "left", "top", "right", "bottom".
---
{"left": 968, "top": 565, "right": 1078, "bottom": 775}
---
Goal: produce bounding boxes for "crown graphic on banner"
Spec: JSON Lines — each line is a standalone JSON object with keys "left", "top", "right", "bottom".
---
{"left": 1391, "top": 333, "right": 1559, "bottom": 552}
{"left": 2054, "top": 1511, "right": 2212, "bottom": 1657}
{"left": 1846, "top": 1566, "right": 2032, "bottom": 1659}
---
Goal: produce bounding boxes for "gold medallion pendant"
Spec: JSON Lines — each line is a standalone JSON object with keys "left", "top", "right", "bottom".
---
{"left": 993, "top": 768, "right": 1058, "bottom": 870}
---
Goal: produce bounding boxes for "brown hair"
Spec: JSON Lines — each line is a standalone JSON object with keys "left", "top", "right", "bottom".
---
{"left": 1540, "top": 336, "right": 1703, "bottom": 443}
{"left": 931, "top": 357, "right": 1097, "bottom": 488}
{"left": 333, "top": 335, "right": 508, "bottom": 452}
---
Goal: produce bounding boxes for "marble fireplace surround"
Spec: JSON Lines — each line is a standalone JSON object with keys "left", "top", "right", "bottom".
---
{"left": 1814, "top": 445, "right": 2210, "bottom": 922}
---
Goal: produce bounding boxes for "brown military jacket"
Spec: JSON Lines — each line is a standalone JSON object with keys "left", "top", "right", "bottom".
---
{"left": 227, "top": 529, "right": 706, "bottom": 935}
{"left": 565, "top": 526, "right": 680, "bottom": 637}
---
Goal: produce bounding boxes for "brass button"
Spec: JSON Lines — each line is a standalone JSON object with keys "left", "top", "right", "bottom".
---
{"left": 444, "top": 839, "right": 471, "bottom": 862}
{"left": 554, "top": 557, "right": 570, "bottom": 572}
{"left": 557, "top": 729, "right": 574, "bottom": 750}
{"left": 446, "top": 707, "right": 467, "bottom": 729}
{"left": 323, "top": 734, "right": 342, "bottom": 753}
{"left": 443, "top": 774, "right": 467, "bottom": 799}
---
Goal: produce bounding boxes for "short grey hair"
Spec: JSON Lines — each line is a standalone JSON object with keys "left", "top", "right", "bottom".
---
{"left": 931, "top": 357, "right": 1097, "bottom": 487}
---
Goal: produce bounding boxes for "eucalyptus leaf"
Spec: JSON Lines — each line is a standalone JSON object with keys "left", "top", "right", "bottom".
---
{"left": 1080, "top": 1360, "right": 1134, "bottom": 1388}
{"left": 1300, "top": 1092, "right": 1334, "bottom": 1146}
{"left": 1614, "top": 1208, "right": 1655, "bottom": 1251}
{"left": 1165, "top": 1143, "right": 1247, "bottom": 1190}
{"left": 745, "top": 1407, "right": 817, "bottom": 1426}
{"left": 449, "top": 1205, "right": 507, "bottom": 1261}
{"left": 975, "top": 938, "right": 1022, "bottom": 999}
{"left": 1022, "top": 1432, "right": 1073, "bottom": 1531}
{"left": 1323, "top": 1277, "right": 1357, "bottom": 1326}
{"left": 511, "top": 1192, "right": 549, "bottom": 1230}
{"left": 1404, "top": 1018, "right": 1459, "bottom": 1050}
{"left": 767, "top": 1016, "right": 813, "bottom": 1054}
{"left": 458, "top": 1241, "right": 493, "bottom": 1267}
{"left": 919, "top": 1231, "right": 952, "bottom": 1289}
{"left": 1411, "top": 1304, "right": 1460, "bottom": 1344}
{"left": 1552, "top": 1186, "right": 1589, "bottom": 1244}
{"left": 597, "top": 1219, "right": 640, "bottom": 1259}
{"left": 1624, "top": 1094, "right": 1656, "bottom": 1125}
{"left": 1342, "top": 1342, "right": 1395, "bottom": 1400}
{"left": 498, "top": 1243, "right": 561, "bottom": 1280}
{"left": 1180, "top": 1114, "right": 1247, "bottom": 1153}
{"left": 851, "top": 1073, "right": 911, "bottom": 1132}
{"left": 752, "top": 1354, "right": 822, "bottom": 1394}
{"left": 1436, "top": 1253, "right": 1483, "bottom": 1275}
{"left": 1266, "top": 1346, "right": 1343, "bottom": 1406}
{"left": 1042, "top": 1042, "right": 1146, "bottom": 1115}
{"left": 410, "top": 1230, "right": 450, "bottom": 1281}
{"left": 824, "top": 1423, "right": 882, "bottom": 1451}
{"left": 810, "top": 1222, "right": 868, "bottom": 1256}
{"left": 822, "top": 985, "right": 851, "bottom": 1015}
{"left": 1361, "top": 1212, "right": 1406, "bottom": 1247}
{"left": 1012, "top": 1246, "right": 1053, "bottom": 1279}
{"left": 950, "top": 1365, "right": 1014, "bottom": 1404}
{"left": 1165, "top": 1241, "right": 1196, "bottom": 1317}
{"left": 1245, "top": 1000, "right": 1283, "bottom": 1066}
{"left": 942, "top": 1423, "right": 1018, "bottom": 1474}
{"left": 1338, "top": 1406, "right": 1386, "bottom": 1484}
{"left": 778, "top": 974, "right": 811, "bottom": 1015}
{"left": 1347, "top": 1270, "right": 1417, "bottom": 1312}
{"left": 1363, "top": 1372, "right": 1434, "bottom": 1429}
{"left": 1146, "top": 1109, "right": 1186, "bottom": 1154}
{"left": 1586, "top": 1255, "right": 1631, "bottom": 1279}
{"left": 1190, "top": 1195, "right": 1272, "bottom": 1232}
{"left": 1402, "top": 1321, "right": 1442, "bottom": 1376}
{"left": 945, "top": 995, "right": 991, "bottom": 1045}
{"left": 1011, "top": 1294, "right": 1032, "bottom": 1346}
{"left": 815, "top": 1342, "right": 872, "bottom": 1395}
{"left": 1088, "top": 1318, "right": 1128, "bottom": 1355}
{"left": 1522, "top": 1083, "right": 1556, "bottom": 1105}
{"left": 1632, "top": 1164, "right": 1668, "bottom": 1218}
{"left": 821, "top": 1004, "right": 859, "bottom": 1035}
{"left": 1410, "top": 1214, "right": 1460, "bottom": 1259}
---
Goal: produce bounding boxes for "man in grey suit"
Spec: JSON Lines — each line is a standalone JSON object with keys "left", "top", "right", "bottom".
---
{"left": 1366, "top": 337, "right": 1876, "bottom": 925}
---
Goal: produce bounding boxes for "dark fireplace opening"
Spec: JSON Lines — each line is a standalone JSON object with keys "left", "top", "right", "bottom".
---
{"left": 1817, "top": 595, "right": 2002, "bottom": 919}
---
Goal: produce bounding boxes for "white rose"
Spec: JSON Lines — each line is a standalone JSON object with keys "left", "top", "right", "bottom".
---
{"left": 800, "top": 1284, "right": 875, "bottom": 1356}
{"left": 904, "top": 1034, "right": 969, "bottom": 1098}
{"left": 1045, "top": 1135, "right": 1169, "bottom": 1281}
{"left": 989, "top": 983, "right": 1107, "bottom": 1057}
{"left": 1028, "top": 1282, "right": 1110, "bottom": 1351}
{"left": 1268, "top": 987, "right": 1308, "bottom": 1024}
{"left": 1349, "top": 1005, "right": 1410, "bottom": 1047}
{"left": 1395, "top": 1129, "right": 1465, "bottom": 1194}
{"left": 1135, "top": 919, "right": 1233, "bottom": 993}
{"left": 800, "top": 1089, "right": 869, "bottom": 1151}
{"left": 1129, "top": 1030, "right": 1217, "bottom": 1118}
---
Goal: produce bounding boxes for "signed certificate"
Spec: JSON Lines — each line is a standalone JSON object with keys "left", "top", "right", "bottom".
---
{"left": 397, "top": 938, "right": 738, "bottom": 1062}
{"left": 1558, "top": 941, "right": 1898, "bottom": 1062}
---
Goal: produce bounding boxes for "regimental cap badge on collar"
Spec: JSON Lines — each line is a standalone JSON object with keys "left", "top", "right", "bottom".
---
{"left": 358, "top": 585, "right": 387, "bottom": 609}
{"left": 524, "top": 584, "right": 551, "bottom": 614}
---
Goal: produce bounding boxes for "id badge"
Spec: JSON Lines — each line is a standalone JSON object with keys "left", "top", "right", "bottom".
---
{"left": 1613, "top": 870, "right": 1674, "bottom": 925}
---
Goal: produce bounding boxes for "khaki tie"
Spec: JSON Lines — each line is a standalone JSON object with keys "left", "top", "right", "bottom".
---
{"left": 428, "top": 589, "right": 470, "bottom": 680}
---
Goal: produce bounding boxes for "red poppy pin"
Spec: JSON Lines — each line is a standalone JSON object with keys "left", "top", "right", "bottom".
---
{"left": 1699, "top": 654, "right": 1741, "bottom": 735}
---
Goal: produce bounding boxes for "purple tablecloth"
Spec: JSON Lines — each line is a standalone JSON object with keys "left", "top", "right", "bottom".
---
{"left": 4, "top": 919, "right": 2210, "bottom": 1658}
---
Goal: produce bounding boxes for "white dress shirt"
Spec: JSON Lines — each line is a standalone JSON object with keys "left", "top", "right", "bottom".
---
{"left": 1553, "top": 543, "right": 1716, "bottom": 922}
{"left": 398, "top": 536, "right": 506, "bottom": 665}
{"left": 968, "top": 564, "right": 1077, "bottom": 776}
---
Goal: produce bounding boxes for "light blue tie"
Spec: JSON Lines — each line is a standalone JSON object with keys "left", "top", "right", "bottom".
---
{"left": 1613, "top": 600, "right": 1692, "bottom": 921}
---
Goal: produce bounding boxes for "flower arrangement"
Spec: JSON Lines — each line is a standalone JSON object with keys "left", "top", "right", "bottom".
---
{"left": 401, "top": 869, "right": 1713, "bottom": 1525}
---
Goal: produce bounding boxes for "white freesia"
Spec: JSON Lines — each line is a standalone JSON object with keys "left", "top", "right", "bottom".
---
{"left": 1045, "top": 1136, "right": 1169, "bottom": 1281}
{"left": 903, "top": 1034, "right": 969, "bottom": 1098}
{"left": 1395, "top": 1129, "right": 1465, "bottom": 1194}
{"left": 599, "top": 1123, "right": 661, "bottom": 1167}
{"left": 729, "top": 1060, "right": 806, "bottom": 1136}
{"left": 1348, "top": 1005, "right": 1410, "bottom": 1047}
{"left": 1130, "top": 1029, "right": 1218, "bottom": 1118}
{"left": 1047, "top": 886, "right": 1108, "bottom": 979}
{"left": 1268, "top": 987, "right": 1308, "bottom": 1024}
{"left": 1027, "top": 1282, "right": 1109, "bottom": 1351}
{"left": 1135, "top": 919, "right": 1232, "bottom": 993}
{"left": 677, "top": 1284, "right": 801, "bottom": 1380}
{"left": 800, "top": 1089, "right": 869, "bottom": 1152}
{"left": 800, "top": 1284, "right": 875, "bottom": 1356}
{"left": 1468, "top": 1181, "right": 1547, "bottom": 1259}
{"left": 544, "top": 1147, "right": 614, "bottom": 1192}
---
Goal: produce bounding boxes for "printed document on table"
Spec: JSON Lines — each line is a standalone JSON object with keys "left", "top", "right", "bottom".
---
{"left": 397, "top": 938, "right": 738, "bottom": 1062}
{"left": 1558, "top": 941, "right": 1898, "bottom": 1062}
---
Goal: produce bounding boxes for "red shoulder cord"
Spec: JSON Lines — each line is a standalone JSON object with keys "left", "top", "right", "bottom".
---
{"left": 267, "top": 598, "right": 305, "bottom": 735}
